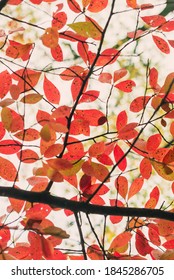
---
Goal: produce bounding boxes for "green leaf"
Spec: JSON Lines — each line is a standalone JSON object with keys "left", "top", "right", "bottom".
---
{"left": 68, "top": 22, "right": 102, "bottom": 40}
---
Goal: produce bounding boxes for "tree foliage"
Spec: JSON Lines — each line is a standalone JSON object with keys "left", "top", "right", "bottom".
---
{"left": 0, "top": 0, "right": 174, "bottom": 260}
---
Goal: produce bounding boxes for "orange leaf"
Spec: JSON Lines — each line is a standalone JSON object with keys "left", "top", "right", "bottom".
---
{"left": 87, "top": 245, "right": 103, "bottom": 260}
{"left": 0, "top": 156, "right": 18, "bottom": 181}
{"left": 87, "top": 0, "right": 108, "bottom": 12}
{"left": 156, "top": 219, "right": 174, "bottom": 237}
{"left": 109, "top": 232, "right": 132, "bottom": 251}
{"left": 118, "top": 122, "right": 138, "bottom": 140}
{"left": 20, "top": 93, "right": 42, "bottom": 104}
{"left": 6, "top": 41, "right": 33, "bottom": 61}
{"left": 128, "top": 177, "right": 144, "bottom": 199}
{"left": 44, "top": 143, "right": 63, "bottom": 158}
{"left": 12, "top": 69, "right": 41, "bottom": 94}
{"left": 14, "top": 128, "right": 40, "bottom": 141}
{"left": 41, "top": 27, "right": 59, "bottom": 48}
{"left": 126, "top": 0, "right": 139, "bottom": 8}
{"left": 140, "top": 158, "right": 152, "bottom": 179}
{"left": 152, "top": 35, "right": 170, "bottom": 54}
{"left": 115, "top": 176, "right": 128, "bottom": 199}
{"left": 89, "top": 141, "right": 105, "bottom": 157}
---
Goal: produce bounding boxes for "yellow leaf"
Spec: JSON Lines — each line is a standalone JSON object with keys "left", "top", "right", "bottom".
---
{"left": 40, "top": 124, "right": 51, "bottom": 142}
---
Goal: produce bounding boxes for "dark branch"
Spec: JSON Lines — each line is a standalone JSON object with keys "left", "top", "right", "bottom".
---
{"left": 0, "top": 187, "right": 174, "bottom": 221}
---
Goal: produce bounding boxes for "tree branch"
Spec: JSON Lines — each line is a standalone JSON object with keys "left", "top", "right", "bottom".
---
{"left": 0, "top": 187, "right": 174, "bottom": 221}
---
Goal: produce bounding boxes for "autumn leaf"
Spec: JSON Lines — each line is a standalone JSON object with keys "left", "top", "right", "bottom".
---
{"left": 68, "top": 21, "right": 102, "bottom": 40}
{"left": 115, "top": 176, "right": 128, "bottom": 199}
{"left": 0, "top": 70, "right": 12, "bottom": 99}
{"left": 109, "top": 232, "right": 132, "bottom": 251}
{"left": 43, "top": 75, "right": 60, "bottom": 104}
{"left": 115, "top": 80, "right": 136, "bottom": 92}
{"left": 135, "top": 229, "right": 152, "bottom": 256}
{"left": 87, "top": 0, "right": 108, "bottom": 12}
{"left": 128, "top": 177, "right": 144, "bottom": 199}
{"left": 6, "top": 41, "right": 33, "bottom": 61}
{"left": 152, "top": 35, "right": 170, "bottom": 54}
{"left": 0, "top": 156, "right": 18, "bottom": 181}
{"left": 114, "top": 144, "right": 127, "bottom": 171}
{"left": 41, "top": 27, "right": 59, "bottom": 48}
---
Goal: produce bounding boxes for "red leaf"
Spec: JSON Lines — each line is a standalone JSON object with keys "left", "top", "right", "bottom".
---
{"left": 96, "top": 48, "right": 119, "bottom": 66}
{"left": 159, "top": 21, "right": 174, "bottom": 32}
{"left": 28, "top": 232, "right": 42, "bottom": 260}
{"left": 140, "top": 4, "right": 154, "bottom": 10}
{"left": 79, "top": 90, "right": 99, "bottom": 103}
{"left": 9, "top": 197, "right": 25, "bottom": 213}
{"left": 141, "top": 15, "right": 166, "bottom": 27}
{"left": 12, "top": 69, "right": 41, "bottom": 93}
{"left": 109, "top": 199, "right": 124, "bottom": 224}
{"left": 43, "top": 75, "right": 60, "bottom": 104}
{"left": 114, "top": 68, "right": 127, "bottom": 83}
{"left": 52, "top": 11, "right": 67, "bottom": 29}
{"left": 115, "top": 176, "right": 128, "bottom": 199}
{"left": 116, "top": 110, "right": 128, "bottom": 131}
{"left": 75, "top": 109, "right": 107, "bottom": 126}
{"left": 0, "top": 156, "right": 18, "bottom": 181}
{"left": 140, "top": 158, "right": 152, "bottom": 179}
{"left": 130, "top": 96, "right": 151, "bottom": 112}
{"left": 128, "top": 177, "right": 144, "bottom": 199}
{"left": 0, "top": 140, "right": 21, "bottom": 154}
{"left": 87, "top": 0, "right": 108, "bottom": 12}
{"left": 0, "top": 228, "right": 11, "bottom": 248}
{"left": 152, "top": 35, "right": 170, "bottom": 54}
{"left": 6, "top": 41, "right": 33, "bottom": 61}
{"left": 60, "top": 65, "right": 84, "bottom": 80}
{"left": 115, "top": 80, "right": 136, "bottom": 92}
{"left": 135, "top": 229, "right": 152, "bottom": 256}
{"left": 98, "top": 72, "right": 112, "bottom": 84}
{"left": 71, "top": 77, "right": 83, "bottom": 101}
{"left": 51, "top": 44, "right": 63, "bottom": 61}
{"left": 67, "top": 0, "right": 81, "bottom": 13}
{"left": 0, "top": 122, "right": 5, "bottom": 140}
{"left": 26, "top": 203, "right": 52, "bottom": 220}
{"left": 163, "top": 239, "right": 174, "bottom": 249}
{"left": 36, "top": 110, "right": 50, "bottom": 126}
{"left": 149, "top": 67, "right": 159, "bottom": 91}
{"left": 66, "top": 136, "right": 85, "bottom": 159}
{"left": 70, "top": 118, "right": 90, "bottom": 136}
{"left": 96, "top": 153, "right": 113, "bottom": 165}
{"left": 8, "top": 246, "right": 30, "bottom": 260}
{"left": 0, "top": 70, "right": 12, "bottom": 99}
{"left": 118, "top": 122, "right": 138, "bottom": 140}
{"left": 146, "top": 134, "right": 162, "bottom": 152}
{"left": 148, "top": 224, "right": 161, "bottom": 246}
{"left": 114, "top": 144, "right": 127, "bottom": 171}
{"left": 44, "top": 143, "right": 63, "bottom": 158}
{"left": 17, "top": 149, "right": 39, "bottom": 163}
{"left": 168, "top": 40, "right": 174, "bottom": 48}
